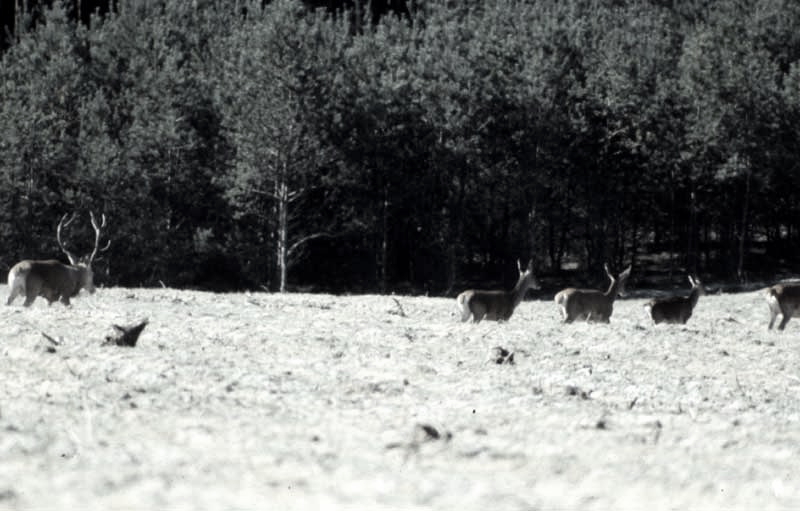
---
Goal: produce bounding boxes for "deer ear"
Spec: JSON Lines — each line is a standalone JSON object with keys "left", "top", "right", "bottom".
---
{"left": 517, "top": 259, "right": 522, "bottom": 273}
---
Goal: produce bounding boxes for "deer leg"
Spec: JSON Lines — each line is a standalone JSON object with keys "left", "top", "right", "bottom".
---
{"left": 469, "top": 302, "right": 487, "bottom": 323}
{"left": 6, "top": 278, "right": 25, "bottom": 305}
{"left": 23, "top": 293, "right": 36, "bottom": 307}
{"left": 777, "top": 303, "right": 798, "bottom": 330}
{"left": 777, "top": 305, "right": 794, "bottom": 330}
{"left": 767, "top": 295, "right": 783, "bottom": 330}
{"left": 60, "top": 295, "right": 71, "bottom": 306}
{"left": 457, "top": 294, "right": 472, "bottom": 322}
{"left": 768, "top": 309, "right": 778, "bottom": 330}
{"left": 586, "top": 312, "right": 602, "bottom": 323}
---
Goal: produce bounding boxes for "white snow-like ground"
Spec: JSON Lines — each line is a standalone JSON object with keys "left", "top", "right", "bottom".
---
{"left": 0, "top": 285, "right": 799, "bottom": 510}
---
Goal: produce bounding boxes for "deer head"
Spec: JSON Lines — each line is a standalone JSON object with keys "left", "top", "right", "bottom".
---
{"left": 604, "top": 263, "right": 632, "bottom": 298}
{"left": 56, "top": 211, "right": 110, "bottom": 293}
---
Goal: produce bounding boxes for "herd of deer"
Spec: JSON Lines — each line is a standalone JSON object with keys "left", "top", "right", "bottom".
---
{"left": 3, "top": 213, "right": 800, "bottom": 331}
{"left": 457, "top": 259, "right": 800, "bottom": 330}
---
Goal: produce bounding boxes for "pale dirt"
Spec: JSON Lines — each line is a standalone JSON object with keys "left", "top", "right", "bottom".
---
{"left": 0, "top": 286, "right": 799, "bottom": 510}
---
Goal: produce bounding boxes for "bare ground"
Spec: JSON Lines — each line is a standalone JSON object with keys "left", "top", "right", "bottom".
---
{"left": 0, "top": 285, "right": 799, "bottom": 510}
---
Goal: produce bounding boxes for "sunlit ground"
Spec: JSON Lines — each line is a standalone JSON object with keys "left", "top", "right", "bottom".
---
{"left": 1, "top": 286, "right": 798, "bottom": 510}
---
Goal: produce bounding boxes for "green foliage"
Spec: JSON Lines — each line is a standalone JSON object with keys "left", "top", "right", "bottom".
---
{"left": 1, "top": 0, "right": 799, "bottom": 290}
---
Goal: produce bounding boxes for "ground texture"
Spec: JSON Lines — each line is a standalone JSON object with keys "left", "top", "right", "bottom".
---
{"left": 1, "top": 286, "right": 799, "bottom": 510}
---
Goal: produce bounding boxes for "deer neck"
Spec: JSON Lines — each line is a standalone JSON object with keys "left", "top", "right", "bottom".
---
{"left": 604, "top": 279, "right": 622, "bottom": 300}
{"left": 688, "top": 287, "right": 702, "bottom": 308}
{"left": 510, "top": 276, "right": 533, "bottom": 306}
{"left": 73, "top": 264, "right": 92, "bottom": 290}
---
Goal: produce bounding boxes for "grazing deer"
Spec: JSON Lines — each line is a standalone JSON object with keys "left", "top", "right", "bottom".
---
{"left": 7, "top": 212, "right": 109, "bottom": 307}
{"left": 457, "top": 259, "right": 540, "bottom": 323}
{"left": 555, "top": 263, "right": 632, "bottom": 323}
{"left": 764, "top": 283, "right": 800, "bottom": 330}
{"left": 645, "top": 275, "right": 705, "bottom": 324}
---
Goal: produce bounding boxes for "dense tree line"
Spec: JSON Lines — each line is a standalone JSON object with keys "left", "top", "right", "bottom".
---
{"left": 1, "top": 0, "right": 799, "bottom": 293}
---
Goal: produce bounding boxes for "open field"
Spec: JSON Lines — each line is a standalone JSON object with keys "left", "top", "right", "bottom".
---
{"left": 1, "top": 285, "right": 799, "bottom": 510}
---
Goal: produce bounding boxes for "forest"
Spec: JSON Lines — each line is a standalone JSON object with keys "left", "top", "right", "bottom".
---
{"left": 1, "top": 0, "right": 799, "bottom": 293}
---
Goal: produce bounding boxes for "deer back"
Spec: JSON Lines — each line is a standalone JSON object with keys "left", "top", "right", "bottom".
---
{"left": 769, "top": 283, "right": 800, "bottom": 303}
{"left": 564, "top": 288, "right": 613, "bottom": 319}
{"left": 13, "top": 260, "right": 85, "bottom": 297}
{"left": 557, "top": 265, "right": 631, "bottom": 323}
{"left": 765, "top": 283, "right": 800, "bottom": 330}
{"left": 648, "top": 296, "right": 691, "bottom": 324}
{"left": 466, "top": 289, "right": 517, "bottom": 320}
{"left": 648, "top": 276, "right": 704, "bottom": 325}
{"left": 458, "top": 259, "right": 538, "bottom": 322}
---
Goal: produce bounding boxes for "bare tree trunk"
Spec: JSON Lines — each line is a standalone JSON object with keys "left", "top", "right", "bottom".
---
{"left": 629, "top": 218, "right": 639, "bottom": 272}
{"left": 556, "top": 202, "right": 568, "bottom": 272}
{"left": 737, "top": 169, "right": 751, "bottom": 283}
{"left": 668, "top": 166, "right": 676, "bottom": 279}
{"left": 687, "top": 185, "right": 697, "bottom": 275}
{"left": 276, "top": 162, "right": 289, "bottom": 293}
{"left": 380, "top": 185, "right": 389, "bottom": 293}
{"left": 702, "top": 220, "right": 710, "bottom": 271}
{"left": 445, "top": 167, "right": 466, "bottom": 295}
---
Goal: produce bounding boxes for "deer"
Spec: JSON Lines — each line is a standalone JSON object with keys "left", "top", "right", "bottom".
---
{"left": 456, "top": 259, "right": 540, "bottom": 323}
{"left": 555, "top": 263, "right": 632, "bottom": 323}
{"left": 7, "top": 212, "right": 109, "bottom": 307}
{"left": 645, "top": 275, "right": 705, "bottom": 325}
{"left": 764, "top": 283, "right": 800, "bottom": 330}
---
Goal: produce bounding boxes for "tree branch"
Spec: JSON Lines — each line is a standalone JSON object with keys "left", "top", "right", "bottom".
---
{"left": 286, "top": 232, "right": 336, "bottom": 260}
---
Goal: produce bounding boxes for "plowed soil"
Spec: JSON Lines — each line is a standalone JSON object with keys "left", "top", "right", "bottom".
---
{"left": 1, "top": 286, "right": 798, "bottom": 509}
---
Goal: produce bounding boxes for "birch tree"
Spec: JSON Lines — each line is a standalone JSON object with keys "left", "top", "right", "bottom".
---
{"left": 220, "top": 0, "right": 346, "bottom": 292}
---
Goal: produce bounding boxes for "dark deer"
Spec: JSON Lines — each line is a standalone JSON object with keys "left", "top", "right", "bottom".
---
{"left": 646, "top": 275, "right": 705, "bottom": 325}
{"left": 7, "top": 212, "right": 109, "bottom": 306}
{"left": 456, "top": 259, "right": 540, "bottom": 323}
{"left": 764, "top": 283, "right": 800, "bottom": 330}
{"left": 555, "top": 264, "right": 632, "bottom": 323}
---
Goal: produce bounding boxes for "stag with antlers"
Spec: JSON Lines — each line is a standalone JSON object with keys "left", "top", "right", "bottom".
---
{"left": 7, "top": 212, "right": 110, "bottom": 307}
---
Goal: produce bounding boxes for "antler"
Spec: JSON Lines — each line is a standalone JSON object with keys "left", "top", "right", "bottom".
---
{"left": 88, "top": 211, "right": 111, "bottom": 264}
{"left": 603, "top": 263, "right": 613, "bottom": 281}
{"left": 56, "top": 213, "right": 78, "bottom": 264}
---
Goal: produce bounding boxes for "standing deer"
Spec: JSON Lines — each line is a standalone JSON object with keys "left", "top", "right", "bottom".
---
{"left": 645, "top": 275, "right": 705, "bottom": 324}
{"left": 764, "top": 283, "right": 800, "bottom": 330}
{"left": 7, "top": 212, "right": 109, "bottom": 307}
{"left": 457, "top": 259, "right": 540, "bottom": 323}
{"left": 555, "top": 263, "right": 632, "bottom": 323}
